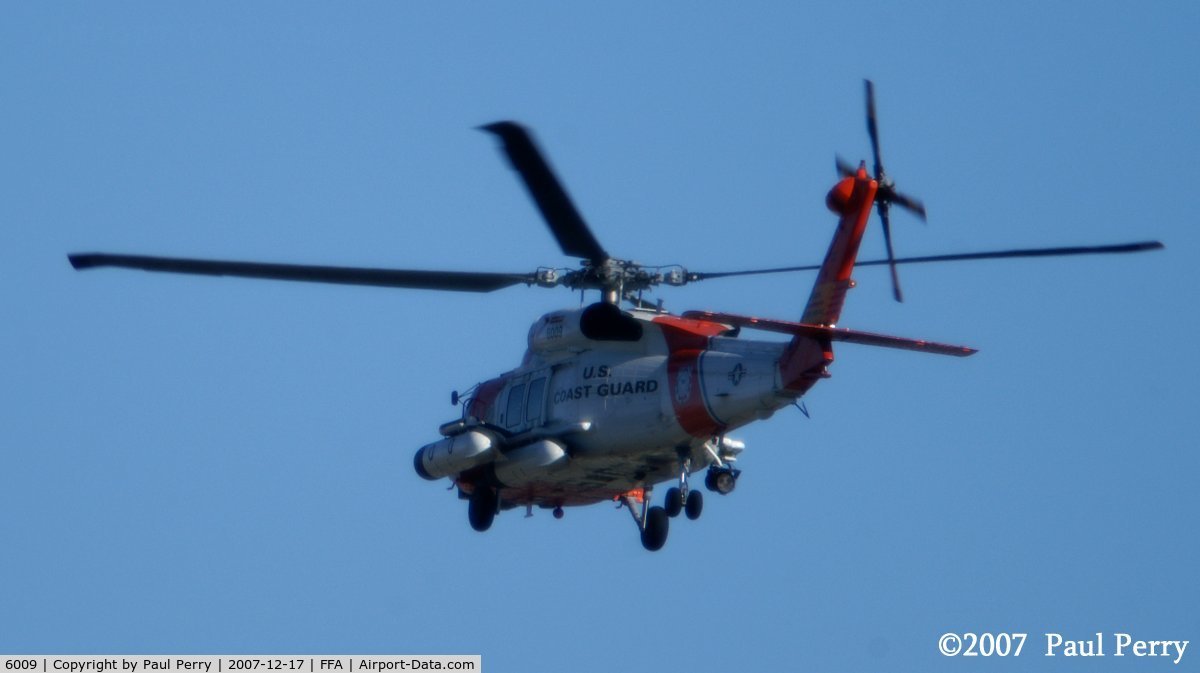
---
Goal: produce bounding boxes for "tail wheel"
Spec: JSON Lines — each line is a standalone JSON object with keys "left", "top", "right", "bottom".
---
{"left": 467, "top": 486, "right": 497, "bottom": 532}
{"left": 714, "top": 470, "right": 736, "bottom": 495}
{"left": 706, "top": 468, "right": 737, "bottom": 495}
{"left": 640, "top": 506, "right": 669, "bottom": 551}
{"left": 664, "top": 487, "right": 683, "bottom": 517}
{"left": 684, "top": 489, "right": 703, "bottom": 520}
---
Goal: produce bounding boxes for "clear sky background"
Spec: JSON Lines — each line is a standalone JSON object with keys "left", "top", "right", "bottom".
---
{"left": 2, "top": 3, "right": 1196, "bottom": 671}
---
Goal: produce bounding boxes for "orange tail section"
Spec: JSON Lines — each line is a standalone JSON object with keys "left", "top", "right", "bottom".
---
{"left": 778, "top": 167, "right": 878, "bottom": 394}
{"left": 800, "top": 166, "right": 878, "bottom": 326}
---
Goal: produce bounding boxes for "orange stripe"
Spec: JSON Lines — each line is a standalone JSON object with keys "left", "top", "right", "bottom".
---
{"left": 668, "top": 349, "right": 723, "bottom": 438}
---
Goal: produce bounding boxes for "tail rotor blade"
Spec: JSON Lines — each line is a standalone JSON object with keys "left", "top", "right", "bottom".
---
{"left": 862, "top": 79, "right": 923, "bottom": 300}
{"left": 877, "top": 203, "right": 904, "bottom": 302}
{"left": 836, "top": 155, "right": 857, "bottom": 178}
{"left": 889, "top": 189, "right": 927, "bottom": 222}
{"left": 865, "top": 79, "right": 884, "bottom": 178}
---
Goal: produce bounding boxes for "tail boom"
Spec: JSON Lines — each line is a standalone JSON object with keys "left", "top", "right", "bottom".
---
{"left": 768, "top": 167, "right": 879, "bottom": 394}
{"left": 800, "top": 167, "right": 878, "bottom": 326}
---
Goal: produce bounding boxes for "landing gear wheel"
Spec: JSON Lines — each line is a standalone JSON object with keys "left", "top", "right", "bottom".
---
{"left": 640, "top": 506, "right": 669, "bottom": 551}
{"left": 714, "top": 471, "right": 736, "bottom": 495}
{"left": 706, "top": 468, "right": 737, "bottom": 495}
{"left": 685, "top": 489, "right": 703, "bottom": 520}
{"left": 664, "top": 487, "right": 683, "bottom": 517}
{"left": 468, "top": 487, "right": 497, "bottom": 532}
{"left": 553, "top": 506, "right": 564, "bottom": 519}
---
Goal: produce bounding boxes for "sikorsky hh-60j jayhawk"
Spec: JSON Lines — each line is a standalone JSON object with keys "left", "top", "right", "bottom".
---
{"left": 69, "top": 82, "right": 1162, "bottom": 550}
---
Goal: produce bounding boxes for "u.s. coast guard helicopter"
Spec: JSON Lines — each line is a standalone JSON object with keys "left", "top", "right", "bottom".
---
{"left": 69, "top": 82, "right": 1161, "bottom": 550}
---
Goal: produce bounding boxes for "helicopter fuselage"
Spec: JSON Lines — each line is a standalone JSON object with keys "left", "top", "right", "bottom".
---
{"left": 414, "top": 302, "right": 828, "bottom": 509}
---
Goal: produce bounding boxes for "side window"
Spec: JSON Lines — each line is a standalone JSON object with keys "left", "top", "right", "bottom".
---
{"left": 505, "top": 383, "right": 526, "bottom": 429}
{"left": 525, "top": 377, "right": 546, "bottom": 424}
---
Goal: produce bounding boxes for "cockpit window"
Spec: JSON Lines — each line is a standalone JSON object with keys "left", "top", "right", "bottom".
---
{"left": 525, "top": 377, "right": 546, "bottom": 424}
{"left": 505, "top": 383, "right": 526, "bottom": 428}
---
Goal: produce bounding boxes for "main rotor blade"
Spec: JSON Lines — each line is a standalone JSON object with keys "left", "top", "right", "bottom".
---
{"left": 480, "top": 121, "right": 609, "bottom": 267}
{"left": 68, "top": 253, "right": 537, "bottom": 292}
{"left": 857, "top": 241, "right": 1164, "bottom": 267}
{"left": 686, "top": 241, "right": 1163, "bottom": 281}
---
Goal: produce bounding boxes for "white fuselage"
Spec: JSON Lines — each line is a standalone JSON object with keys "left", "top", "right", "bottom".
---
{"left": 415, "top": 304, "right": 828, "bottom": 509}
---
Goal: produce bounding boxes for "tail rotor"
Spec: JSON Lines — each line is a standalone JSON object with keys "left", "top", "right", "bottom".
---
{"left": 848, "top": 79, "right": 927, "bottom": 302}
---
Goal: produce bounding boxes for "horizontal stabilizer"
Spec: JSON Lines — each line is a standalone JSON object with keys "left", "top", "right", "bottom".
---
{"left": 683, "top": 311, "right": 977, "bottom": 357}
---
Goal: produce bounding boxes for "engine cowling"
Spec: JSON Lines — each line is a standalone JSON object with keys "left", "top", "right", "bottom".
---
{"left": 527, "top": 304, "right": 643, "bottom": 354}
{"left": 414, "top": 430, "right": 495, "bottom": 480}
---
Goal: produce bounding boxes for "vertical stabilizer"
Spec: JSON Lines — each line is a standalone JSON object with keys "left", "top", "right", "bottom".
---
{"left": 799, "top": 167, "right": 878, "bottom": 326}
{"left": 778, "top": 167, "right": 877, "bottom": 394}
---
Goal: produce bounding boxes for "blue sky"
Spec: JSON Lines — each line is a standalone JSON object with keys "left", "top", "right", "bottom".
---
{"left": 2, "top": 3, "right": 1196, "bottom": 671}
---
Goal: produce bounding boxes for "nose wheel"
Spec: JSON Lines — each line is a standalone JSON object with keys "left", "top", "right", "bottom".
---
{"left": 665, "top": 454, "right": 701, "bottom": 518}
{"left": 619, "top": 455, "right": 742, "bottom": 550}
{"left": 665, "top": 486, "right": 704, "bottom": 520}
{"left": 684, "top": 489, "right": 703, "bottom": 519}
{"left": 664, "top": 487, "right": 683, "bottom": 517}
{"left": 665, "top": 453, "right": 707, "bottom": 520}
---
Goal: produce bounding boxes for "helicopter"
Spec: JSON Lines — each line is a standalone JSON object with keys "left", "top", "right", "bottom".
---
{"left": 69, "top": 81, "right": 1162, "bottom": 551}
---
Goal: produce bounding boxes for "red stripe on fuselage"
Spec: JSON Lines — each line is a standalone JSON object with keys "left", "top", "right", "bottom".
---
{"left": 654, "top": 315, "right": 729, "bottom": 438}
{"left": 667, "top": 349, "right": 722, "bottom": 437}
